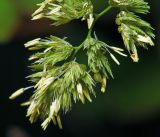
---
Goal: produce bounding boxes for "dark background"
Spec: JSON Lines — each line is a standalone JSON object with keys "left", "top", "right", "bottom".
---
{"left": 0, "top": 0, "right": 160, "bottom": 137}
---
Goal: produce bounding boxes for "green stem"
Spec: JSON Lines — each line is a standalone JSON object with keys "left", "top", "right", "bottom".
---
{"left": 88, "top": 5, "right": 112, "bottom": 37}
{"left": 96, "top": 5, "right": 112, "bottom": 21}
{"left": 74, "top": 5, "right": 112, "bottom": 54}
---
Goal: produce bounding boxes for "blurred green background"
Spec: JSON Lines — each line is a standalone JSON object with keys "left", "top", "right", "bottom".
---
{"left": 0, "top": 0, "right": 160, "bottom": 137}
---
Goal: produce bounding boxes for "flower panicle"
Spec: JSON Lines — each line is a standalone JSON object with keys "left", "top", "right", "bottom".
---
{"left": 84, "top": 35, "right": 127, "bottom": 92}
{"left": 9, "top": 0, "right": 155, "bottom": 130}
{"left": 116, "top": 11, "right": 154, "bottom": 62}
{"left": 109, "top": 0, "right": 150, "bottom": 14}
{"left": 11, "top": 35, "right": 87, "bottom": 130}
{"left": 31, "top": 0, "right": 93, "bottom": 26}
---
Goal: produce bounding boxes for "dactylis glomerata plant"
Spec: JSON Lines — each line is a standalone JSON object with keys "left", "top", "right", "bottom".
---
{"left": 10, "top": 0, "right": 155, "bottom": 130}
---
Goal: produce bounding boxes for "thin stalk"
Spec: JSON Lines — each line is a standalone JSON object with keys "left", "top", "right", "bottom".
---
{"left": 96, "top": 5, "right": 112, "bottom": 21}
{"left": 88, "top": 5, "right": 112, "bottom": 36}
{"left": 74, "top": 5, "right": 112, "bottom": 53}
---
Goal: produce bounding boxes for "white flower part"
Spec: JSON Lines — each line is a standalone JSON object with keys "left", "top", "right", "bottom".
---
{"left": 41, "top": 118, "right": 51, "bottom": 130}
{"left": 47, "top": 6, "right": 61, "bottom": 15}
{"left": 27, "top": 101, "right": 36, "bottom": 116}
{"left": 137, "top": 35, "right": 154, "bottom": 46}
{"left": 110, "top": 53, "right": 120, "bottom": 65}
{"left": 109, "top": 46, "right": 126, "bottom": 57}
{"left": 113, "top": 0, "right": 120, "bottom": 3}
{"left": 131, "top": 53, "right": 139, "bottom": 62}
{"left": 50, "top": 99, "right": 60, "bottom": 117}
{"left": 101, "top": 77, "right": 106, "bottom": 93}
{"left": 110, "top": 46, "right": 124, "bottom": 51}
{"left": 43, "top": 77, "right": 55, "bottom": 86}
{"left": 32, "top": 3, "right": 45, "bottom": 16}
{"left": 36, "top": 77, "right": 54, "bottom": 89}
{"left": 87, "top": 14, "right": 94, "bottom": 29}
{"left": 113, "top": 50, "right": 128, "bottom": 57}
{"left": 32, "top": 0, "right": 52, "bottom": 16}
{"left": 29, "top": 56, "right": 38, "bottom": 60}
{"left": 32, "top": 0, "right": 53, "bottom": 16}
{"left": 9, "top": 88, "right": 24, "bottom": 100}
{"left": 41, "top": 99, "right": 60, "bottom": 130}
{"left": 32, "top": 13, "right": 44, "bottom": 20}
{"left": 44, "top": 46, "right": 53, "bottom": 53}
{"left": 83, "top": 2, "right": 89, "bottom": 8}
{"left": 24, "top": 38, "right": 41, "bottom": 47}
{"left": 35, "top": 77, "right": 45, "bottom": 89}
{"left": 77, "top": 83, "right": 83, "bottom": 94}
{"left": 36, "top": 77, "right": 55, "bottom": 95}
{"left": 21, "top": 101, "right": 31, "bottom": 106}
